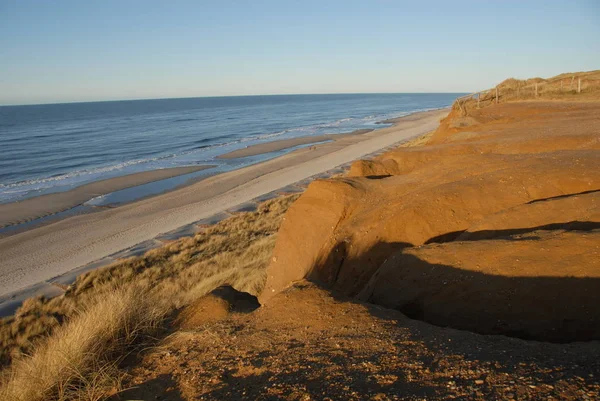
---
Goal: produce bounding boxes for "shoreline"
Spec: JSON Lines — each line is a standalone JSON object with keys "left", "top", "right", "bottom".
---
{"left": 0, "top": 165, "right": 215, "bottom": 229}
{"left": 216, "top": 128, "right": 374, "bottom": 159}
{"left": 0, "top": 131, "right": 360, "bottom": 237}
{"left": 0, "top": 113, "right": 437, "bottom": 236}
{"left": 0, "top": 108, "right": 448, "bottom": 302}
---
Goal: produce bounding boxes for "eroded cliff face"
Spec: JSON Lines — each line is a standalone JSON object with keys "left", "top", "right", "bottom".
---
{"left": 262, "top": 101, "right": 600, "bottom": 342}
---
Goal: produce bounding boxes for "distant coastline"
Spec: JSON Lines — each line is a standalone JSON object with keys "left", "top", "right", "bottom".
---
{"left": 0, "top": 108, "right": 447, "bottom": 237}
{"left": 0, "top": 108, "right": 448, "bottom": 298}
{"left": 0, "top": 93, "right": 461, "bottom": 206}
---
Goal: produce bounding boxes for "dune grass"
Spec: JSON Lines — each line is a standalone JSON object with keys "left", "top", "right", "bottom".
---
{"left": 0, "top": 194, "right": 299, "bottom": 401}
{"left": 1, "top": 286, "right": 165, "bottom": 401}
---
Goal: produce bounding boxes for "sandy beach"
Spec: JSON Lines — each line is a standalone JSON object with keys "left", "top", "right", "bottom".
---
{"left": 0, "top": 109, "right": 447, "bottom": 297}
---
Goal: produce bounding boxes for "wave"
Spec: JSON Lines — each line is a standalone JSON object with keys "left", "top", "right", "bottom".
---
{"left": 0, "top": 105, "right": 451, "bottom": 198}
{"left": 0, "top": 155, "right": 172, "bottom": 190}
{"left": 172, "top": 118, "right": 198, "bottom": 123}
{"left": 1, "top": 137, "right": 240, "bottom": 191}
{"left": 2, "top": 112, "right": 397, "bottom": 193}
{"left": 252, "top": 116, "right": 370, "bottom": 141}
{"left": 251, "top": 108, "right": 440, "bottom": 143}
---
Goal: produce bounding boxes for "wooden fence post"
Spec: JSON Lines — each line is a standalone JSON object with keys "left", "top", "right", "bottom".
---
{"left": 477, "top": 93, "right": 480, "bottom": 108}
{"left": 570, "top": 75, "right": 575, "bottom": 90}
{"left": 535, "top": 83, "right": 538, "bottom": 97}
{"left": 578, "top": 78, "right": 581, "bottom": 93}
{"left": 495, "top": 87, "right": 499, "bottom": 104}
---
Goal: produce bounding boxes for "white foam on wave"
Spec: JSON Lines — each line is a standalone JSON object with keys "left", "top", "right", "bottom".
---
{"left": 251, "top": 115, "right": 372, "bottom": 141}
{"left": 0, "top": 107, "right": 445, "bottom": 203}
{"left": 0, "top": 157, "right": 163, "bottom": 190}
{"left": 0, "top": 137, "right": 243, "bottom": 194}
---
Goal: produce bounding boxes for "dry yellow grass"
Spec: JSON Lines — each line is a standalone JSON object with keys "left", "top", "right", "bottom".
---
{"left": 1, "top": 286, "right": 165, "bottom": 401}
{"left": 0, "top": 194, "right": 299, "bottom": 400}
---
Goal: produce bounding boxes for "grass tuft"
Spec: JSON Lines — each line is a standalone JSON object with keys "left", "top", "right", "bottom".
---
{"left": 0, "top": 194, "right": 299, "bottom": 400}
{"left": 1, "top": 285, "right": 165, "bottom": 401}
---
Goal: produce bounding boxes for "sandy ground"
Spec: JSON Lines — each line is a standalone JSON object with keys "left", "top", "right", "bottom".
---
{"left": 0, "top": 109, "right": 447, "bottom": 297}
{"left": 216, "top": 129, "right": 373, "bottom": 159}
{"left": 0, "top": 166, "right": 214, "bottom": 228}
{"left": 118, "top": 282, "right": 600, "bottom": 400}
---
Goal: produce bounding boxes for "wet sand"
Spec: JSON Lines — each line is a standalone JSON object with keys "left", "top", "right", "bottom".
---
{"left": 0, "top": 165, "right": 214, "bottom": 228}
{"left": 216, "top": 129, "right": 373, "bottom": 159}
{"left": 0, "top": 109, "right": 447, "bottom": 297}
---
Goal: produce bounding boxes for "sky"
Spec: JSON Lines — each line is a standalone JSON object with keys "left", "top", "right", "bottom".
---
{"left": 0, "top": 0, "right": 599, "bottom": 105}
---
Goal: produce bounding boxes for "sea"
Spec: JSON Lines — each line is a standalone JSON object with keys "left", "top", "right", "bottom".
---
{"left": 0, "top": 93, "right": 460, "bottom": 204}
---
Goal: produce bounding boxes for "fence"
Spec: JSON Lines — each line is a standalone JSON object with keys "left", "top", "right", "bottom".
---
{"left": 454, "top": 74, "right": 600, "bottom": 116}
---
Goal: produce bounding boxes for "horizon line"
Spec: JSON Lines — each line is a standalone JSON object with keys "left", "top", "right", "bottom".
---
{"left": 0, "top": 91, "right": 469, "bottom": 107}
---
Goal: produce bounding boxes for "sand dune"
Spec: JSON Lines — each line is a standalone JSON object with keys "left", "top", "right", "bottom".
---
{"left": 263, "top": 101, "right": 600, "bottom": 342}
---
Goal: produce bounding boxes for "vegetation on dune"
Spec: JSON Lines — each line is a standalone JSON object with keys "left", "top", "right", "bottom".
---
{"left": 0, "top": 194, "right": 298, "bottom": 401}
{"left": 454, "top": 70, "right": 600, "bottom": 116}
{"left": 2, "top": 286, "right": 165, "bottom": 401}
{"left": 495, "top": 70, "right": 600, "bottom": 99}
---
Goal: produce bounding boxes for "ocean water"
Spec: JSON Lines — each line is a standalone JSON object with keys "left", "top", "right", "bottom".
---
{"left": 0, "top": 93, "right": 460, "bottom": 204}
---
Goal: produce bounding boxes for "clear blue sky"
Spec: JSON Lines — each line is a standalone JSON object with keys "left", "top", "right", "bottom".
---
{"left": 1, "top": 0, "right": 598, "bottom": 105}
